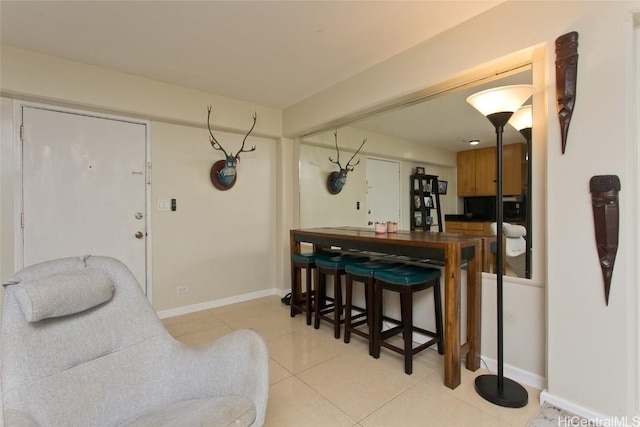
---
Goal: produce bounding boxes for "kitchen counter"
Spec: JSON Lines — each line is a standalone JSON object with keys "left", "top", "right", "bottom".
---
{"left": 445, "top": 214, "right": 492, "bottom": 223}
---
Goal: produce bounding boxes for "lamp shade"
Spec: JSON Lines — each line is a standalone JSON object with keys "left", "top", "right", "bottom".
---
{"left": 466, "top": 84, "right": 534, "bottom": 117}
{"left": 508, "top": 105, "right": 533, "bottom": 131}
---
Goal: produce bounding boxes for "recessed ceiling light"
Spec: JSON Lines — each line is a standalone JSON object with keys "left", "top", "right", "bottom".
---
{"left": 469, "top": 139, "right": 480, "bottom": 145}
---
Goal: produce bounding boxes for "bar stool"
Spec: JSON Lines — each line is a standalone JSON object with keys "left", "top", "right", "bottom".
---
{"left": 290, "top": 252, "right": 337, "bottom": 325}
{"left": 372, "top": 265, "right": 444, "bottom": 375}
{"left": 314, "top": 254, "right": 369, "bottom": 339}
{"left": 344, "top": 260, "right": 404, "bottom": 355}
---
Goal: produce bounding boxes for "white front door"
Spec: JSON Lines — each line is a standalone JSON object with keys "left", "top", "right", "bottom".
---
{"left": 20, "top": 106, "right": 149, "bottom": 292}
{"left": 365, "top": 158, "right": 400, "bottom": 228}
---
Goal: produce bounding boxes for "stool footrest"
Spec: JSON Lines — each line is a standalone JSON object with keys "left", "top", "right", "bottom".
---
{"left": 380, "top": 336, "right": 441, "bottom": 356}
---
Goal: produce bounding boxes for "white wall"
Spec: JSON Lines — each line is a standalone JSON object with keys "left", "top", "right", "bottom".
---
{"left": 0, "top": 47, "right": 283, "bottom": 314}
{"left": 151, "top": 122, "right": 276, "bottom": 311}
{"left": 300, "top": 126, "right": 458, "bottom": 231}
{"left": 299, "top": 143, "right": 367, "bottom": 228}
{"left": 285, "top": 0, "right": 640, "bottom": 420}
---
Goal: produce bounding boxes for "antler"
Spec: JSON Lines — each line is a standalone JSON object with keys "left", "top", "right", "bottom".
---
{"left": 236, "top": 112, "right": 257, "bottom": 158}
{"left": 329, "top": 131, "right": 367, "bottom": 171}
{"left": 328, "top": 131, "right": 342, "bottom": 168}
{"left": 207, "top": 105, "right": 229, "bottom": 158}
{"left": 344, "top": 138, "right": 367, "bottom": 171}
{"left": 207, "top": 107, "right": 258, "bottom": 159}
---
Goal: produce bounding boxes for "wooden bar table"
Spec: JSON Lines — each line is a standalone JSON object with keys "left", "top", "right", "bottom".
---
{"left": 290, "top": 227, "right": 482, "bottom": 389}
{"left": 437, "top": 232, "right": 498, "bottom": 274}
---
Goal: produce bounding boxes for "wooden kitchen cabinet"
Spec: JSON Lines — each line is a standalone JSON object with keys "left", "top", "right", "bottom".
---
{"left": 456, "top": 143, "right": 525, "bottom": 197}
{"left": 456, "top": 150, "right": 476, "bottom": 196}
{"left": 503, "top": 143, "right": 527, "bottom": 196}
{"left": 474, "top": 148, "right": 496, "bottom": 196}
{"left": 445, "top": 220, "right": 493, "bottom": 236}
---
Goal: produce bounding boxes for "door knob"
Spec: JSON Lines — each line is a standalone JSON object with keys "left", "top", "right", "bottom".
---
{"left": 135, "top": 231, "right": 144, "bottom": 239}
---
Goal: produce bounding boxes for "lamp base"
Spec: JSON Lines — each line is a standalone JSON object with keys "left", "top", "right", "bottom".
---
{"left": 475, "top": 374, "right": 528, "bottom": 408}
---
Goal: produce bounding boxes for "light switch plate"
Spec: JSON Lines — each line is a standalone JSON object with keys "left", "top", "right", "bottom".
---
{"left": 157, "top": 199, "right": 170, "bottom": 211}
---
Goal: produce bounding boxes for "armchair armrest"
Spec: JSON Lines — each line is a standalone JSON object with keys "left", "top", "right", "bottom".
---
{"left": 161, "top": 329, "right": 269, "bottom": 426}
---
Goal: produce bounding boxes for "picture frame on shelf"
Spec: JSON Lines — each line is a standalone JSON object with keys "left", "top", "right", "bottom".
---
{"left": 414, "top": 213, "right": 423, "bottom": 226}
{"left": 425, "top": 216, "right": 433, "bottom": 225}
{"left": 437, "top": 180, "right": 448, "bottom": 195}
{"left": 415, "top": 166, "right": 425, "bottom": 175}
{"left": 424, "top": 196, "right": 433, "bottom": 208}
{"left": 425, "top": 182, "right": 432, "bottom": 193}
{"left": 414, "top": 195, "right": 421, "bottom": 208}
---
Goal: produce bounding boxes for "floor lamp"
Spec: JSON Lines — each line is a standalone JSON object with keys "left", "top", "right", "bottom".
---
{"left": 508, "top": 105, "right": 533, "bottom": 279}
{"left": 466, "top": 84, "right": 534, "bottom": 408}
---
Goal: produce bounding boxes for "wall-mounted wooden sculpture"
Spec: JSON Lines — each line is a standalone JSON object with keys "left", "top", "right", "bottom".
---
{"left": 555, "top": 31, "right": 579, "bottom": 154}
{"left": 207, "top": 106, "right": 257, "bottom": 190}
{"left": 327, "top": 131, "right": 366, "bottom": 194}
{"left": 590, "top": 175, "right": 620, "bottom": 305}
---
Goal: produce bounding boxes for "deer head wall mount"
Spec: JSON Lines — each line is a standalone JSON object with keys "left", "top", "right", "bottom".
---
{"left": 207, "top": 106, "right": 257, "bottom": 190}
{"left": 327, "top": 131, "right": 367, "bottom": 194}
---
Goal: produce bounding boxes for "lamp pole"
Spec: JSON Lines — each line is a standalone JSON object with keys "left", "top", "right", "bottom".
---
{"left": 509, "top": 105, "right": 533, "bottom": 279}
{"left": 467, "top": 85, "right": 533, "bottom": 408}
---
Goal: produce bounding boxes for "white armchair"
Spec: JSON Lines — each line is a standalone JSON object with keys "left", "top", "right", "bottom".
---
{"left": 1, "top": 256, "right": 269, "bottom": 426}
{"left": 490, "top": 222, "right": 527, "bottom": 278}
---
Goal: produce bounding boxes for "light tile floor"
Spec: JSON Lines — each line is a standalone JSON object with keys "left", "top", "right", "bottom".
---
{"left": 162, "top": 295, "right": 541, "bottom": 427}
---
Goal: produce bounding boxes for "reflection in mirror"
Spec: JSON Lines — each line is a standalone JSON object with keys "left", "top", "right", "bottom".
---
{"left": 299, "top": 68, "right": 534, "bottom": 279}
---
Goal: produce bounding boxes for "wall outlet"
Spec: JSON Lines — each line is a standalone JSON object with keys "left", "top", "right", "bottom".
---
{"left": 176, "top": 286, "right": 188, "bottom": 294}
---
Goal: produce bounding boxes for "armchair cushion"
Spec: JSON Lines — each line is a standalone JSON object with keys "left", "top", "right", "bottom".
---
{"left": 5, "top": 267, "right": 114, "bottom": 322}
{"left": 121, "top": 396, "right": 255, "bottom": 427}
{"left": 502, "top": 223, "right": 526, "bottom": 238}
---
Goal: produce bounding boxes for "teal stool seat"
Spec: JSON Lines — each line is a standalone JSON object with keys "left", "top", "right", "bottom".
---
{"left": 290, "top": 251, "right": 339, "bottom": 325}
{"left": 372, "top": 265, "right": 444, "bottom": 374}
{"left": 315, "top": 254, "right": 368, "bottom": 270}
{"left": 344, "top": 261, "right": 404, "bottom": 355}
{"left": 374, "top": 265, "right": 441, "bottom": 285}
{"left": 345, "top": 261, "right": 404, "bottom": 277}
{"left": 291, "top": 253, "right": 316, "bottom": 265}
{"left": 314, "top": 255, "right": 369, "bottom": 339}
{"left": 291, "top": 251, "right": 339, "bottom": 265}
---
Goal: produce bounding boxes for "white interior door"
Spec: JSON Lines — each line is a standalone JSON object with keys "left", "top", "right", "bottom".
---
{"left": 365, "top": 158, "right": 400, "bottom": 228}
{"left": 21, "top": 106, "right": 148, "bottom": 291}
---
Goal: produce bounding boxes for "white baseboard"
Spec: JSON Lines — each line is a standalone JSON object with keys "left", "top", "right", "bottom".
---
{"left": 471, "top": 355, "right": 545, "bottom": 391}
{"left": 156, "top": 287, "right": 288, "bottom": 319}
{"left": 540, "top": 390, "right": 613, "bottom": 423}
{"left": 409, "top": 332, "right": 545, "bottom": 391}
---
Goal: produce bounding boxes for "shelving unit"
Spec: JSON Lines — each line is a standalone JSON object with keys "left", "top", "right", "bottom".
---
{"left": 410, "top": 174, "right": 443, "bottom": 232}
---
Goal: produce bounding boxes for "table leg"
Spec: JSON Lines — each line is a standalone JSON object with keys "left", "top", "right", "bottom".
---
{"left": 466, "top": 239, "right": 482, "bottom": 372}
{"left": 443, "top": 243, "right": 461, "bottom": 389}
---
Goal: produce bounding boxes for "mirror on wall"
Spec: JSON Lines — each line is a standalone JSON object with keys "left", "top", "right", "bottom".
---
{"left": 299, "top": 67, "right": 535, "bottom": 280}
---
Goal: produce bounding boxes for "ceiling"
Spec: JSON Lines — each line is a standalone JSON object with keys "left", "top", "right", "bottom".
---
{"left": 350, "top": 68, "right": 532, "bottom": 152}
{"left": 0, "top": 1, "right": 529, "bottom": 152}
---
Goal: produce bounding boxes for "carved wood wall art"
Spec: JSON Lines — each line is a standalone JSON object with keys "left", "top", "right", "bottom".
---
{"left": 590, "top": 175, "right": 620, "bottom": 305}
{"left": 206, "top": 106, "right": 257, "bottom": 190}
{"left": 555, "top": 31, "right": 579, "bottom": 154}
{"left": 326, "top": 131, "right": 366, "bottom": 194}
